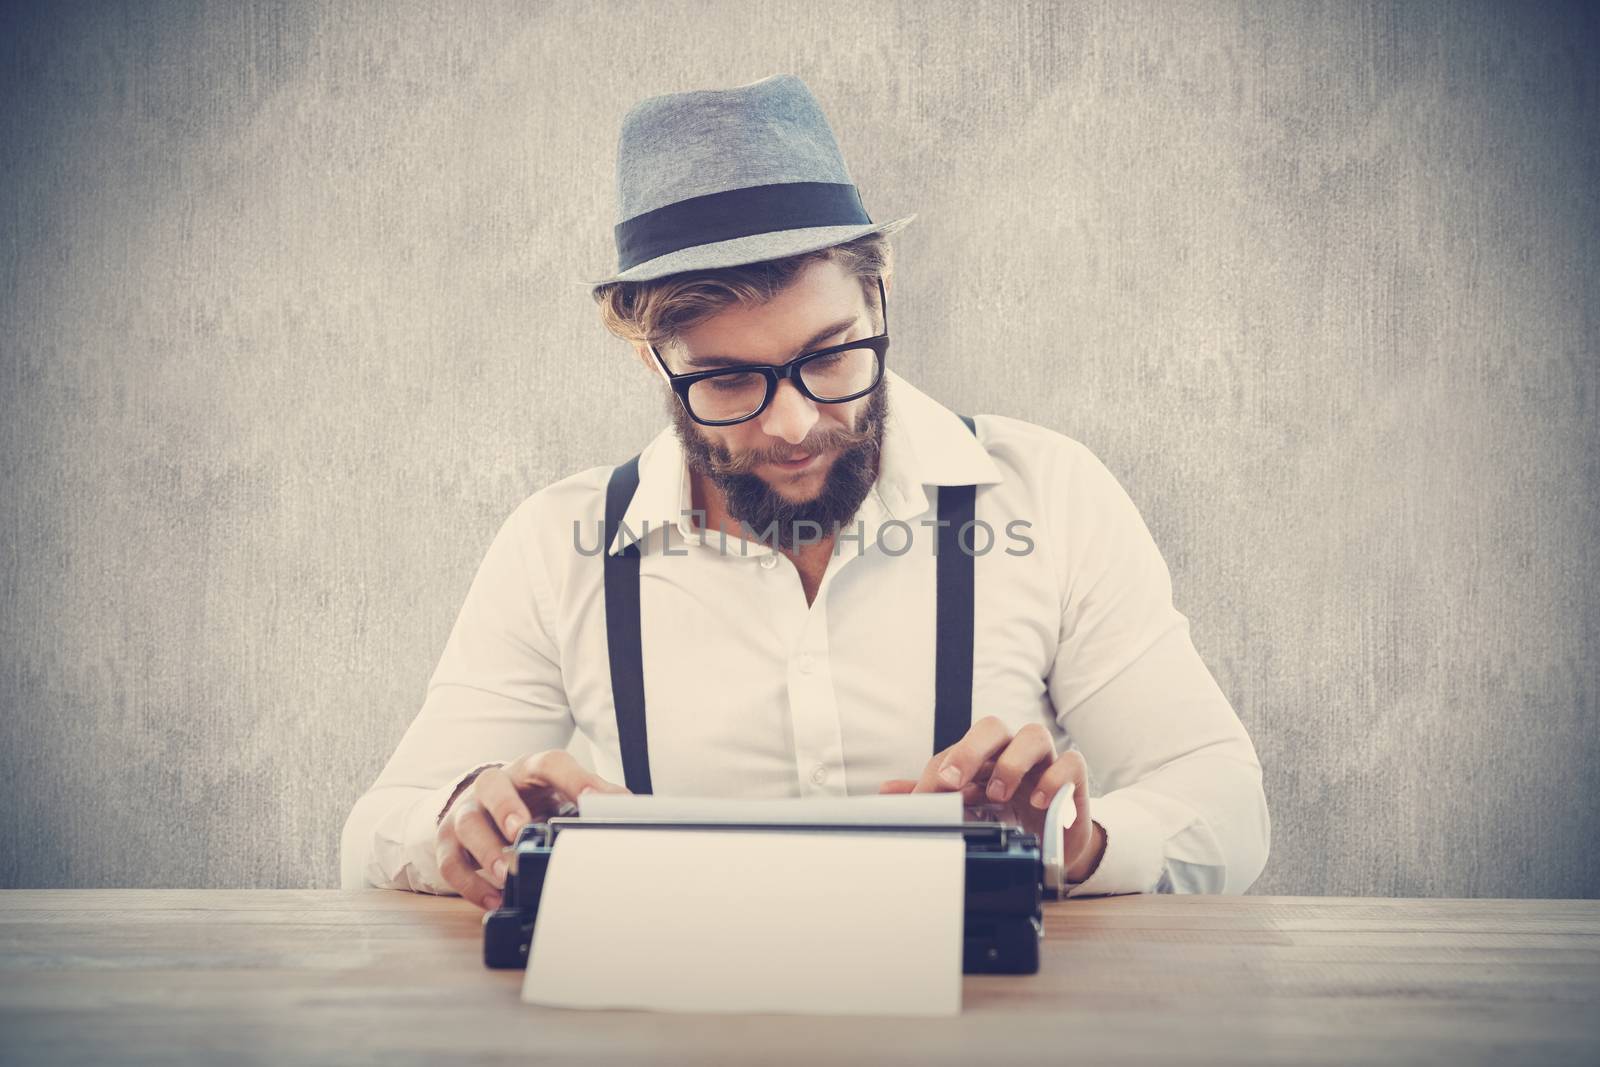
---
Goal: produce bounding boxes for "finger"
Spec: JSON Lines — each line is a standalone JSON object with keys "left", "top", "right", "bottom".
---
{"left": 508, "top": 751, "right": 631, "bottom": 817}
{"left": 435, "top": 831, "right": 504, "bottom": 911}
{"left": 448, "top": 799, "right": 514, "bottom": 890}
{"left": 885, "top": 760, "right": 996, "bottom": 795}
{"left": 1028, "top": 748, "right": 1088, "bottom": 812}
{"left": 473, "top": 765, "right": 535, "bottom": 844}
{"left": 1002, "top": 760, "right": 1051, "bottom": 835}
{"left": 984, "top": 724, "right": 1055, "bottom": 804}
{"left": 1012, "top": 760, "right": 1049, "bottom": 815}
{"left": 1033, "top": 750, "right": 1093, "bottom": 870}
{"left": 1064, "top": 772, "right": 1093, "bottom": 862}
{"left": 917, "top": 717, "right": 1014, "bottom": 792}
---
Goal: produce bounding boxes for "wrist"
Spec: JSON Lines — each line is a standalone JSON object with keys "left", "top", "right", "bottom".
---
{"left": 435, "top": 761, "right": 505, "bottom": 825}
{"left": 1065, "top": 819, "right": 1107, "bottom": 884}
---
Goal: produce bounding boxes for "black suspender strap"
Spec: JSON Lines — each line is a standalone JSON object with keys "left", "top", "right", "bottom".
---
{"left": 933, "top": 414, "right": 979, "bottom": 754}
{"left": 601, "top": 413, "right": 982, "bottom": 793}
{"left": 602, "top": 454, "right": 654, "bottom": 794}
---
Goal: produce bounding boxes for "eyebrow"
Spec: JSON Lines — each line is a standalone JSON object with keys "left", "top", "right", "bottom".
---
{"left": 680, "top": 316, "right": 859, "bottom": 370}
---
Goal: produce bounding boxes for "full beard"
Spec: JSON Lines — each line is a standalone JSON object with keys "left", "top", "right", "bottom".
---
{"left": 669, "top": 378, "right": 890, "bottom": 551}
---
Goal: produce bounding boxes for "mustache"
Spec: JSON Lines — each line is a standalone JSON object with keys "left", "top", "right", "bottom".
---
{"left": 706, "top": 417, "right": 880, "bottom": 477}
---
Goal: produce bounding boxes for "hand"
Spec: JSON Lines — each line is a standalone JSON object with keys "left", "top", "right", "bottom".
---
{"left": 434, "top": 750, "right": 630, "bottom": 912}
{"left": 877, "top": 716, "right": 1106, "bottom": 884}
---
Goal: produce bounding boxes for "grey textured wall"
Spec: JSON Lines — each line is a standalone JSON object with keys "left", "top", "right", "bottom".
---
{"left": 2, "top": 0, "right": 1596, "bottom": 898}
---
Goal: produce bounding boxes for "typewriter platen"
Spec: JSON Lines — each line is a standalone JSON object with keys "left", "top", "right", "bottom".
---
{"left": 483, "top": 806, "right": 1060, "bottom": 975}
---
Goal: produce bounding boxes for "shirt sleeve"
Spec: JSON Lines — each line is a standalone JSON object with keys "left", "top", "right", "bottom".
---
{"left": 1044, "top": 441, "right": 1271, "bottom": 897}
{"left": 339, "top": 497, "right": 577, "bottom": 894}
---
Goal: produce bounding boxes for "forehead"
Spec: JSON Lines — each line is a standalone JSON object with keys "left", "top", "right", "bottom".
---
{"left": 672, "top": 259, "right": 869, "bottom": 367}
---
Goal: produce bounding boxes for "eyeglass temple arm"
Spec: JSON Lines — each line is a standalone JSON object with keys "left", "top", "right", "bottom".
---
{"left": 647, "top": 342, "right": 675, "bottom": 384}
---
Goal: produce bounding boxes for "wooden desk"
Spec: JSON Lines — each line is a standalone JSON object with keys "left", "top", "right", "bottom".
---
{"left": 1, "top": 891, "right": 1596, "bottom": 1065}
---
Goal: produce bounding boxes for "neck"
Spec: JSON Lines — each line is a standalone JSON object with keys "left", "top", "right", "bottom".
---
{"left": 688, "top": 467, "right": 738, "bottom": 541}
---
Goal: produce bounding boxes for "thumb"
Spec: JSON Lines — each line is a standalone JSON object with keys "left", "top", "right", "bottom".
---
{"left": 576, "top": 775, "right": 632, "bottom": 802}
{"left": 877, "top": 779, "right": 917, "bottom": 794}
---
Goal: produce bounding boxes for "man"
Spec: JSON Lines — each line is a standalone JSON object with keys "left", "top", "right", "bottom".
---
{"left": 340, "top": 74, "right": 1270, "bottom": 911}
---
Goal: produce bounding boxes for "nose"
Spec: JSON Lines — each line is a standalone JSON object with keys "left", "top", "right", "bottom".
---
{"left": 757, "top": 377, "right": 819, "bottom": 446}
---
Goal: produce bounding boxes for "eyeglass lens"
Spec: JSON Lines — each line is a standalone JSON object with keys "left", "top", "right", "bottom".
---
{"left": 685, "top": 346, "right": 879, "bottom": 422}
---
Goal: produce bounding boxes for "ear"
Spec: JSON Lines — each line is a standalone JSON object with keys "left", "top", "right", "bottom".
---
{"left": 633, "top": 342, "right": 655, "bottom": 374}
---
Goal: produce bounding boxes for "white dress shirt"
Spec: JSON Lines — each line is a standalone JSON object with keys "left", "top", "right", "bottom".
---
{"left": 340, "top": 369, "right": 1270, "bottom": 898}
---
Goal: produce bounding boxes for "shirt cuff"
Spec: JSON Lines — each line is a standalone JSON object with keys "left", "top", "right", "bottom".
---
{"left": 433, "top": 761, "right": 507, "bottom": 824}
{"left": 1064, "top": 789, "right": 1169, "bottom": 897}
{"left": 397, "top": 764, "right": 502, "bottom": 896}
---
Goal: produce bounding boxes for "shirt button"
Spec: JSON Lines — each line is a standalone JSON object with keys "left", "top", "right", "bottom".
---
{"left": 759, "top": 554, "right": 778, "bottom": 569}
{"left": 810, "top": 765, "right": 828, "bottom": 785}
{"left": 796, "top": 654, "right": 815, "bottom": 675}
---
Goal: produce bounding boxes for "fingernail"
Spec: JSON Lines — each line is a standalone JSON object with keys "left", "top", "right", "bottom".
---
{"left": 492, "top": 859, "right": 507, "bottom": 881}
{"left": 485, "top": 893, "right": 502, "bottom": 911}
{"left": 938, "top": 764, "right": 961, "bottom": 787}
{"left": 1030, "top": 790, "right": 1048, "bottom": 809}
{"left": 987, "top": 778, "right": 1007, "bottom": 801}
{"left": 504, "top": 813, "right": 522, "bottom": 835}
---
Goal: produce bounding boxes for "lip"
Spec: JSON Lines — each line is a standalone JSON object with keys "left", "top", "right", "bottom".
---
{"left": 769, "top": 450, "right": 821, "bottom": 471}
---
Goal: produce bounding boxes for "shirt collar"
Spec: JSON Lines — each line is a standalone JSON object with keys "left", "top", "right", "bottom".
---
{"left": 606, "top": 368, "right": 1003, "bottom": 556}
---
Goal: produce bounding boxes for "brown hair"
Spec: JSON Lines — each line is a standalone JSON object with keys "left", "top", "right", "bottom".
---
{"left": 590, "top": 219, "right": 912, "bottom": 349}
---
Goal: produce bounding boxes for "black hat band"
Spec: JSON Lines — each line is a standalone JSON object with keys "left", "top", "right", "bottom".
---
{"left": 613, "top": 181, "right": 872, "bottom": 275}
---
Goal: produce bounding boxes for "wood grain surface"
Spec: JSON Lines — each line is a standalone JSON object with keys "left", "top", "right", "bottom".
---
{"left": 2, "top": 890, "right": 1597, "bottom": 1065}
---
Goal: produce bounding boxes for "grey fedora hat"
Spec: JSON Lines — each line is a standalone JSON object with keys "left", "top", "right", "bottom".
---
{"left": 583, "top": 74, "right": 915, "bottom": 287}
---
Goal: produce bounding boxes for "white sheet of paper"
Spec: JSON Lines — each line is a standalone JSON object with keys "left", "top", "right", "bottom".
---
{"left": 521, "top": 798, "right": 966, "bottom": 1016}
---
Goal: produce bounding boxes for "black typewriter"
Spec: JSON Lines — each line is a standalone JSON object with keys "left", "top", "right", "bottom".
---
{"left": 483, "top": 810, "right": 1052, "bottom": 975}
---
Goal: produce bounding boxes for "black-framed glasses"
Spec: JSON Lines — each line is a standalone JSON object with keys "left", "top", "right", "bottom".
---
{"left": 649, "top": 276, "right": 890, "bottom": 427}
